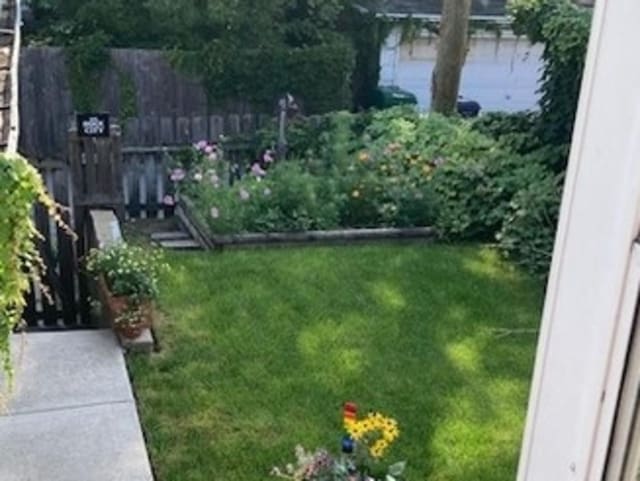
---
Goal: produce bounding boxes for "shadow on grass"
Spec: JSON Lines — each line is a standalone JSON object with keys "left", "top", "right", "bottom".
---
{"left": 128, "top": 243, "right": 544, "bottom": 481}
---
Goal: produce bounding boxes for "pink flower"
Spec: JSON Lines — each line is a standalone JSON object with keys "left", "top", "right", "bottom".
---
{"left": 263, "top": 150, "right": 275, "bottom": 163}
{"left": 170, "top": 168, "right": 186, "bottom": 182}
{"left": 195, "top": 140, "right": 207, "bottom": 151}
{"left": 163, "top": 195, "right": 175, "bottom": 206}
{"left": 208, "top": 152, "right": 219, "bottom": 162}
{"left": 204, "top": 145, "right": 214, "bottom": 154}
{"left": 239, "top": 188, "right": 250, "bottom": 201}
{"left": 251, "top": 163, "right": 267, "bottom": 178}
{"left": 210, "top": 207, "right": 220, "bottom": 219}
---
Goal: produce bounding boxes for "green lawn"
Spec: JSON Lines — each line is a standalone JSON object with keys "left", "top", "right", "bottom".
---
{"left": 128, "top": 244, "right": 543, "bottom": 481}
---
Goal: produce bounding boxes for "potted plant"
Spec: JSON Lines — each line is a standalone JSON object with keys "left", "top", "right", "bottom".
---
{"left": 86, "top": 243, "right": 165, "bottom": 339}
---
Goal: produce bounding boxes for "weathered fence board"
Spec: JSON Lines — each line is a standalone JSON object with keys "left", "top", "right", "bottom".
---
{"left": 19, "top": 47, "right": 270, "bottom": 159}
{"left": 120, "top": 142, "right": 255, "bottom": 219}
{"left": 24, "top": 160, "right": 86, "bottom": 329}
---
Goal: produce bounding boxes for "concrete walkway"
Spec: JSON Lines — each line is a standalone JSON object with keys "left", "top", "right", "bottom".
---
{"left": 0, "top": 330, "right": 154, "bottom": 481}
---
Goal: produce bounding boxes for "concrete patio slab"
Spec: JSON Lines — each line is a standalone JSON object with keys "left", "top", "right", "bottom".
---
{"left": 0, "top": 402, "right": 153, "bottom": 481}
{"left": 0, "top": 330, "right": 154, "bottom": 481}
{"left": 5, "top": 330, "right": 133, "bottom": 414}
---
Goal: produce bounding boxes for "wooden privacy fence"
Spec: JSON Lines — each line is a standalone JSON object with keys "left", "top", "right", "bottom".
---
{"left": 122, "top": 147, "right": 173, "bottom": 219}
{"left": 24, "top": 160, "right": 88, "bottom": 329}
{"left": 19, "top": 47, "right": 272, "bottom": 159}
{"left": 24, "top": 129, "right": 260, "bottom": 328}
{"left": 122, "top": 142, "right": 255, "bottom": 219}
{"left": 69, "top": 128, "right": 125, "bottom": 220}
{"left": 123, "top": 114, "right": 270, "bottom": 147}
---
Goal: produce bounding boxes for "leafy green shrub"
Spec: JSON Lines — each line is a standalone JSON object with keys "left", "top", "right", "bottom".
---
{"left": 510, "top": 0, "right": 591, "bottom": 145}
{"left": 472, "top": 111, "right": 543, "bottom": 154}
{"left": 498, "top": 172, "right": 563, "bottom": 275}
{"left": 472, "top": 111, "right": 539, "bottom": 140}
{"left": 176, "top": 108, "right": 563, "bottom": 276}
{"left": 240, "top": 164, "right": 341, "bottom": 232}
{"left": 472, "top": 111, "right": 571, "bottom": 171}
{"left": 432, "top": 153, "right": 555, "bottom": 240}
{"left": 187, "top": 162, "right": 341, "bottom": 235}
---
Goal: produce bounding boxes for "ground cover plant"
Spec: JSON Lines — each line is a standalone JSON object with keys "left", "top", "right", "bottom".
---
{"left": 128, "top": 244, "right": 543, "bottom": 481}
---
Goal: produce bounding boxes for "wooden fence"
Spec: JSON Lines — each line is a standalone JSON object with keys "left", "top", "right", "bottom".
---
{"left": 19, "top": 47, "right": 270, "bottom": 160}
{"left": 121, "top": 142, "right": 255, "bottom": 219}
{"left": 24, "top": 137, "right": 254, "bottom": 327}
{"left": 24, "top": 160, "right": 86, "bottom": 329}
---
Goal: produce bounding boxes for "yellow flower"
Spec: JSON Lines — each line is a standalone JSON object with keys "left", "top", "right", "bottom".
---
{"left": 358, "top": 151, "right": 370, "bottom": 162}
{"left": 344, "top": 411, "right": 400, "bottom": 459}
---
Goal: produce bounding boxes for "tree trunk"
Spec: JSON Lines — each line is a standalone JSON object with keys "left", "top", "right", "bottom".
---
{"left": 431, "top": 0, "right": 472, "bottom": 115}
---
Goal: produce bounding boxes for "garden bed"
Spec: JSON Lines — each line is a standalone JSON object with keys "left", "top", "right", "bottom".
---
{"left": 164, "top": 108, "right": 561, "bottom": 275}
{"left": 177, "top": 195, "right": 435, "bottom": 248}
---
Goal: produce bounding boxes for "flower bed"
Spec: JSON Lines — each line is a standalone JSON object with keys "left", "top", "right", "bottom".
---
{"left": 167, "top": 110, "right": 493, "bottom": 239}
{"left": 164, "top": 108, "right": 561, "bottom": 273}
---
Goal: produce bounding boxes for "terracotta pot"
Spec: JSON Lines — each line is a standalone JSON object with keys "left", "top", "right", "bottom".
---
{"left": 98, "top": 277, "right": 153, "bottom": 339}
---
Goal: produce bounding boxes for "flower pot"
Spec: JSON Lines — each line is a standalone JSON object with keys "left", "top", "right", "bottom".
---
{"left": 98, "top": 277, "right": 154, "bottom": 339}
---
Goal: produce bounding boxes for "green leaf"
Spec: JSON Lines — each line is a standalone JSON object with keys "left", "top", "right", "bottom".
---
{"left": 388, "top": 461, "right": 406, "bottom": 477}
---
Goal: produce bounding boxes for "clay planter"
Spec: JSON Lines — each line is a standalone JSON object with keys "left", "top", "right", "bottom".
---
{"left": 98, "top": 277, "right": 154, "bottom": 339}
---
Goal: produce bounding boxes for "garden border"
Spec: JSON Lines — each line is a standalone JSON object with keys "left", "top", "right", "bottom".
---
{"left": 176, "top": 196, "right": 436, "bottom": 249}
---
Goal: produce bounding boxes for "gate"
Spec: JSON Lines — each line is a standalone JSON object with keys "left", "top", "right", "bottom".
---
{"left": 22, "top": 127, "right": 125, "bottom": 330}
{"left": 22, "top": 160, "right": 87, "bottom": 329}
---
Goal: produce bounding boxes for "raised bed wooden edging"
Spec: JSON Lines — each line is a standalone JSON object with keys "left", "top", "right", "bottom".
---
{"left": 176, "top": 197, "right": 436, "bottom": 249}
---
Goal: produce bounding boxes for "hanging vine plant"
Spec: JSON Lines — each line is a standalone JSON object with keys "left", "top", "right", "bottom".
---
{"left": 0, "top": 154, "right": 71, "bottom": 386}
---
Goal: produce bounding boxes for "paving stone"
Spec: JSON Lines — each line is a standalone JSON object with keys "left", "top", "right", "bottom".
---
{"left": 2, "top": 330, "right": 132, "bottom": 415}
{"left": 118, "top": 328, "right": 154, "bottom": 354}
{"left": 0, "top": 330, "right": 154, "bottom": 481}
{"left": 0, "top": 403, "right": 153, "bottom": 481}
{"left": 150, "top": 230, "right": 190, "bottom": 241}
{"left": 159, "top": 238, "right": 201, "bottom": 250}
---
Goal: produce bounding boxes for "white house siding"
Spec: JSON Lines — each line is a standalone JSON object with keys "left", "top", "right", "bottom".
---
{"left": 379, "top": 26, "right": 544, "bottom": 112}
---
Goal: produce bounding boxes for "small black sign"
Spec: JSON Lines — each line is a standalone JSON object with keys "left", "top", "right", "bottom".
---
{"left": 77, "top": 113, "right": 110, "bottom": 138}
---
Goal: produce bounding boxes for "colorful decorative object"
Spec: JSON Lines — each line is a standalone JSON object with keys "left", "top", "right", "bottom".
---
{"left": 271, "top": 402, "right": 405, "bottom": 481}
{"left": 341, "top": 435, "right": 354, "bottom": 454}
{"left": 342, "top": 403, "right": 400, "bottom": 460}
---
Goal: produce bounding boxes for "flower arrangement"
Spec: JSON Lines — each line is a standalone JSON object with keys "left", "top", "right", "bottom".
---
{"left": 86, "top": 243, "right": 166, "bottom": 337}
{"left": 271, "top": 403, "right": 406, "bottom": 481}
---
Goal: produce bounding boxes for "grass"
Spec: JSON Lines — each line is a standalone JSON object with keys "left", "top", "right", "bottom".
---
{"left": 128, "top": 244, "right": 544, "bottom": 481}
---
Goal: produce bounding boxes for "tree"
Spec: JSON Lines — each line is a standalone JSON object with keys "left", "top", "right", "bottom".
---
{"left": 431, "top": 0, "right": 471, "bottom": 115}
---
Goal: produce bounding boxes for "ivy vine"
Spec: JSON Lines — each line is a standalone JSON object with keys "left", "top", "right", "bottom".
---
{"left": 116, "top": 68, "right": 138, "bottom": 122}
{"left": 0, "top": 155, "right": 71, "bottom": 386}
{"left": 510, "top": 0, "right": 592, "bottom": 145}
{"left": 66, "top": 31, "right": 110, "bottom": 112}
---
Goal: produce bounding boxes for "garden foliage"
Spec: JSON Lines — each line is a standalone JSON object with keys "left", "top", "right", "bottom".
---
{"left": 170, "top": 107, "right": 561, "bottom": 275}
{"left": 26, "top": 0, "right": 359, "bottom": 113}
{"left": 510, "top": 0, "right": 592, "bottom": 146}
{"left": 0, "top": 154, "right": 67, "bottom": 382}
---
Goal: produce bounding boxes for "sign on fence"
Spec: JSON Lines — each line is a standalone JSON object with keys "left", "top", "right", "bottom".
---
{"left": 77, "top": 113, "right": 111, "bottom": 138}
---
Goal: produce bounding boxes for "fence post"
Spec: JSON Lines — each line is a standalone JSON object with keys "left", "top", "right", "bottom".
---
{"left": 68, "top": 125, "right": 125, "bottom": 222}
